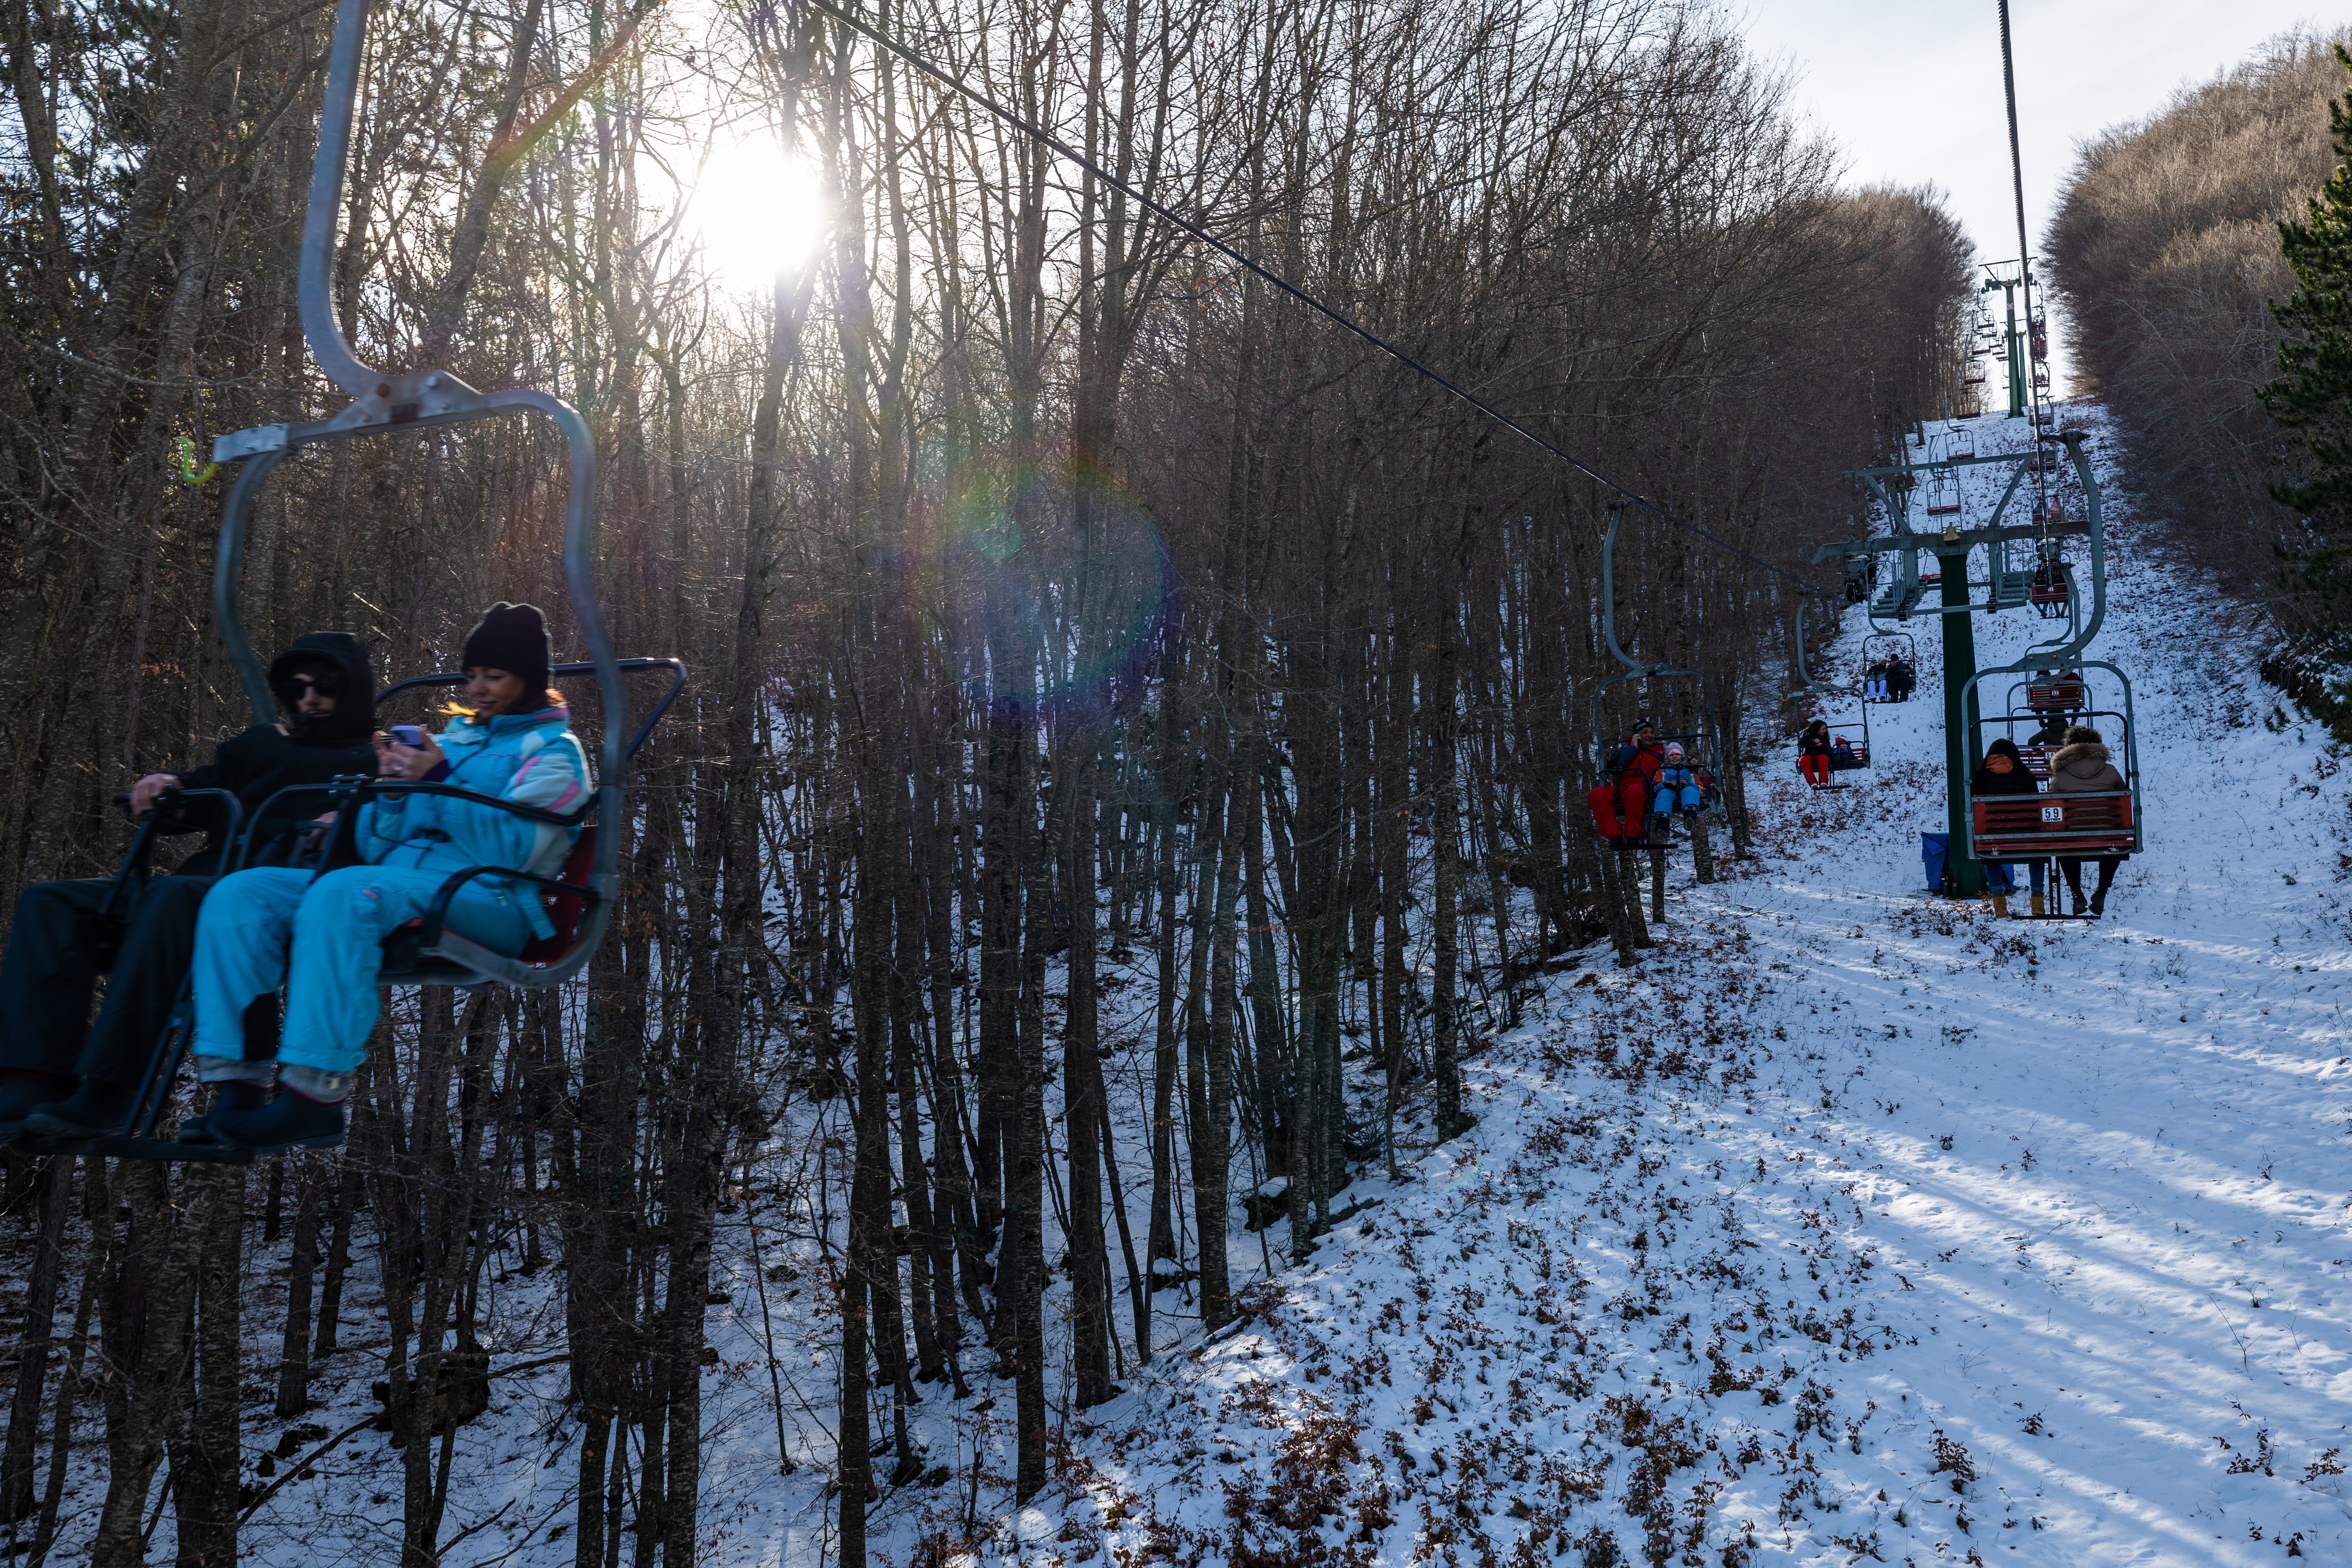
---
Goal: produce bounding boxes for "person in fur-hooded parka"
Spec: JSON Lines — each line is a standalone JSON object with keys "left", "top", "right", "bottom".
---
{"left": 2046, "top": 725, "right": 2125, "bottom": 797}
{"left": 2046, "top": 725, "right": 2126, "bottom": 915}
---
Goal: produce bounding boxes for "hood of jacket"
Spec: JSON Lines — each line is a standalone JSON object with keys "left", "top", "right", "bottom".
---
{"left": 270, "top": 631, "right": 377, "bottom": 747}
{"left": 2050, "top": 741, "right": 2111, "bottom": 774}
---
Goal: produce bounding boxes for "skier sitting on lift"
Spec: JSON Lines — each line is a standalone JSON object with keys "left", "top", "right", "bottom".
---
{"left": 180, "top": 604, "right": 589, "bottom": 1152}
{"left": 1864, "top": 661, "right": 1888, "bottom": 702}
{"left": 1603, "top": 717, "right": 1665, "bottom": 794}
{"left": 1797, "top": 720, "right": 1833, "bottom": 787}
{"left": 1886, "top": 654, "right": 1915, "bottom": 702}
{"left": 0, "top": 633, "right": 379, "bottom": 1138}
{"left": 1653, "top": 743, "right": 1705, "bottom": 817}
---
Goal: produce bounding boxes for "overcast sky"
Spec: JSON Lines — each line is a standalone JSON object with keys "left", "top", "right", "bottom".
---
{"left": 1735, "top": 0, "right": 2340, "bottom": 394}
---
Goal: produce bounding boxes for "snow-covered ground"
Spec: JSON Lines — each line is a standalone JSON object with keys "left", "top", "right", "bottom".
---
{"left": 101, "top": 400, "right": 2351, "bottom": 1568}
{"left": 927, "top": 402, "right": 2352, "bottom": 1568}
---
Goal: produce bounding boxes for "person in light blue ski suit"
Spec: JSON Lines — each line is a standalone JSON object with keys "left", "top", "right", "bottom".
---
{"left": 1652, "top": 742, "right": 1704, "bottom": 819}
{"left": 186, "top": 603, "right": 587, "bottom": 1151}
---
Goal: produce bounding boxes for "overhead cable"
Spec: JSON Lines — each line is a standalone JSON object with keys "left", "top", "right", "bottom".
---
{"left": 802, "top": 0, "right": 1823, "bottom": 597}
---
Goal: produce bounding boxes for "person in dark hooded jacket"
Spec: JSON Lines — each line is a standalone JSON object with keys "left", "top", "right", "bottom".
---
{"left": 1971, "top": 737, "right": 2046, "bottom": 916}
{"left": 0, "top": 633, "right": 378, "bottom": 1137}
{"left": 2047, "top": 724, "right": 2126, "bottom": 915}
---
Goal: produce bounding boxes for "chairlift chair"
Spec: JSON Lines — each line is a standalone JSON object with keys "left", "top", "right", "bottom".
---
{"left": 29, "top": 0, "right": 687, "bottom": 1164}
{"left": 1589, "top": 507, "right": 1725, "bottom": 836}
{"left": 1842, "top": 554, "right": 1876, "bottom": 605}
{"left": 1858, "top": 631, "right": 1919, "bottom": 704}
{"left": 1963, "top": 662, "right": 2142, "bottom": 917}
{"left": 1946, "top": 424, "right": 1975, "bottom": 459}
{"left": 1924, "top": 473, "right": 1961, "bottom": 517}
{"left": 1786, "top": 606, "right": 1870, "bottom": 788}
{"left": 2028, "top": 539, "right": 2070, "bottom": 619}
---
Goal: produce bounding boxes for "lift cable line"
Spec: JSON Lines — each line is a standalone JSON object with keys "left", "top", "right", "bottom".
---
{"left": 802, "top": 0, "right": 1825, "bottom": 598}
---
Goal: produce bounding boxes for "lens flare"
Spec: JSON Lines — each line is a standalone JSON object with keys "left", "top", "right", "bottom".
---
{"left": 917, "top": 457, "right": 1173, "bottom": 715}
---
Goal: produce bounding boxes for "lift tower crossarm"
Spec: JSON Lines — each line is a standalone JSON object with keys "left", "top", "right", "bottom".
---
{"left": 1808, "top": 519, "right": 2087, "bottom": 567}
{"left": 1842, "top": 448, "right": 2064, "bottom": 479}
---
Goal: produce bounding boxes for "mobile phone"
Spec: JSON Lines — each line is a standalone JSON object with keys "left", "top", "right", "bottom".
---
{"left": 389, "top": 724, "right": 427, "bottom": 747}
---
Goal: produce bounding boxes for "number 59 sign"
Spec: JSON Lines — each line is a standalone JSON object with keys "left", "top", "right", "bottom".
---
{"left": 2040, "top": 805, "right": 2065, "bottom": 824}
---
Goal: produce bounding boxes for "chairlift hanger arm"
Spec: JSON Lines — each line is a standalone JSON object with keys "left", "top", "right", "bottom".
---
{"left": 1843, "top": 445, "right": 2058, "bottom": 482}
{"left": 1982, "top": 432, "right": 2107, "bottom": 670}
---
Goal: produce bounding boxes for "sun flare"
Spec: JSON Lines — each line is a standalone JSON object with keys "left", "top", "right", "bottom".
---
{"left": 688, "top": 134, "right": 826, "bottom": 287}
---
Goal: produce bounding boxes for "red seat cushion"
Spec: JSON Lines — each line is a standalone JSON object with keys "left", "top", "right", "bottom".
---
{"left": 518, "top": 827, "right": 597, "bottom": 965}
{"left": 1972, "top": 794, "right": 2133, "bottom": 858}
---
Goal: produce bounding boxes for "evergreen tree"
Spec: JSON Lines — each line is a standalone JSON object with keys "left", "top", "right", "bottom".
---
{"left": 2265, "top": 47, "right": 2352, "bottom": 629}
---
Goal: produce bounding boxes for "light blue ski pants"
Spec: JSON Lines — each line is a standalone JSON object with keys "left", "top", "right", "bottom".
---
{"left": 192, "top": 865, "right": 533, "bottom": 1074}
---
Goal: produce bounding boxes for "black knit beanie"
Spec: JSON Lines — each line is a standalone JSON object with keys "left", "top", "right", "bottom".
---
{"left": 460, "top": 602, "right": 552, "bottom": 694}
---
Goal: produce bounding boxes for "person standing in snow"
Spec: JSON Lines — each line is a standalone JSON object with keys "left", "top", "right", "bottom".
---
{"left": 2047, "top": 724, "right": 2126, "bottom": 916}
{"left": 1971, "top": 737, "right": 2045, "bottom": 917}
{"left": 181, "top": 603, "right": 589, "bottom": 1152}
{"left": 1798, "top": 720, "right": 1834, "bottom": 787}
{"left": 0, "top": 632, "right": 380, "bottom": 1139}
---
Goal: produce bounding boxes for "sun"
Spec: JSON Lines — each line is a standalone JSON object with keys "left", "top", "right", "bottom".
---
{"left": 688, "top": 133, "right": 826, "bottom": 287}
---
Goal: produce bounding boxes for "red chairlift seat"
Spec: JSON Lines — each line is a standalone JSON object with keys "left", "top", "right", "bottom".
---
{"left": 1971, "top": 791, "right": 2133, "bottom": 860}
{"left": 2026, "top": 678, "right": 2086, "bottom": 712}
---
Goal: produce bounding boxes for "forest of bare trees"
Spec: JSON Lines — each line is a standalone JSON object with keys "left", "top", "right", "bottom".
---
{"left": 0, "top": 0, "right": 1968, "bottom": 1561}
{"left": 2045, "top": 25, "right": 2352, "bottom": 621}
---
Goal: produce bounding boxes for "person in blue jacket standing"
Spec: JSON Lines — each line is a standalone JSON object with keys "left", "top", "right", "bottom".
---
{"left": 184, "top": 603, "right": 588, "bottom": 1151}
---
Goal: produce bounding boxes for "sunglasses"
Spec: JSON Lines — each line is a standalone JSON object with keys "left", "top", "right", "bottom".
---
{"left": 282, "top": 669, "right": 346, "bottom": 697}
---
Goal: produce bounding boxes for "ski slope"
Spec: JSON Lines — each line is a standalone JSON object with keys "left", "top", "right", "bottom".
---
{"left": 975, "top": 402, "right": 2352, "bottom": 1568}
{"left": 182, "top": 402, "right": 2352, "bottom": 1568}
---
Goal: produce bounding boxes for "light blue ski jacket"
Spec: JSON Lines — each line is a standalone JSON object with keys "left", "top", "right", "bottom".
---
{"left": 357, "top": 704, "right": 589, "bottom": 939}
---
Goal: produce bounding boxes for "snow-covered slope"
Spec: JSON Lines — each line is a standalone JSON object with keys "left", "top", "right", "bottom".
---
{"left": 190, "top": 401, "right": 2352, "bottom": 1568}
{"left": 992, "top": 402, "right": 2352, "bottom": 1568}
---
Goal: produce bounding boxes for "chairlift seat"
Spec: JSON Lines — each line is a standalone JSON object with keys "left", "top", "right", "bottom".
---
{"left": 378, "top": 826, "right": 600, "bottom": 989}
{"left": 2026, "top": 681, "right": 2086, "bottom": 712}
{"left": 1971, "top": 792, "right": 2134, "bottom": 860}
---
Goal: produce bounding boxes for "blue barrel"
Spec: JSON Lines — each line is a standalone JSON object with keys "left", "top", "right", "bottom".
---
{"left": 1921, "top": 832, "right": 1949, "bottom": 895}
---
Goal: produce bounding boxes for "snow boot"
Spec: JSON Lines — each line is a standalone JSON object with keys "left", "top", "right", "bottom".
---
{"left": 1990, "top": 892, "right": 2010, "bottom": 919}
{"left": 0, "top": 1072, "right": 75, "bottom": 1140}
{"left": 23, "top": 1077, "right": 139, "bottom": 1139}
{"left": 177, "top": 1079, "right": 274, "bottom": 1146}
{"left": 2030, "top": 894, "right": 2047, "bottom": 918}
{"left": 207, "top": 1090, "right": 346, "bottom": 1154}
{"left": 2090, "top": 891, "right": 2106, "bottom": 918}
